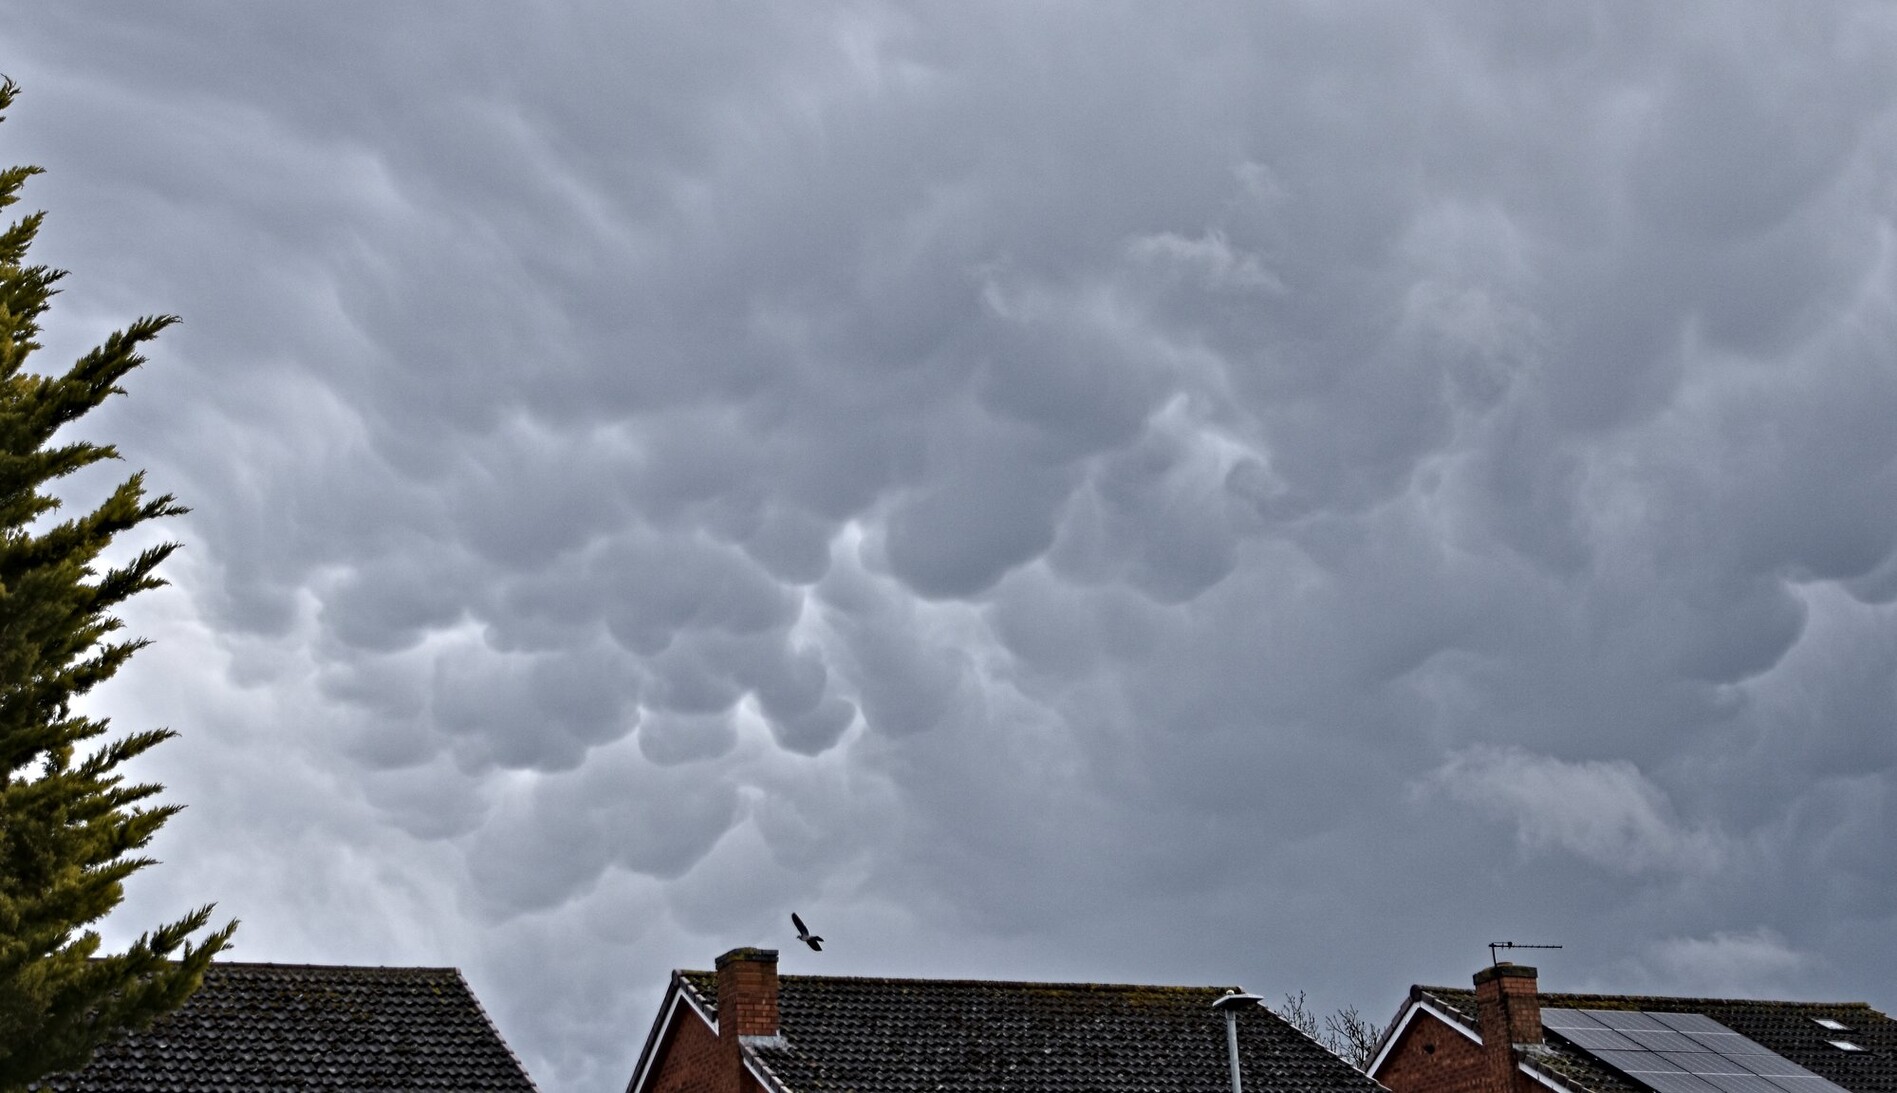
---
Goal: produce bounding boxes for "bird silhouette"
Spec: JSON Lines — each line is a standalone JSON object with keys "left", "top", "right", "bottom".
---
{"left": 791, "top": 912, "right": 823, "bottom": 952}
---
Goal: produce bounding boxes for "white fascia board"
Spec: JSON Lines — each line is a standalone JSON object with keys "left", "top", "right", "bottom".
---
{"left": 681, "top": 985, "right": 717, "bottom": 1029}
{"left": 1368, "top": 998, "right": 1484, "bottom": 1078}
{"left": 627, "top": 982, "right": 718, "bottom": 1093}
{"left": 742, "top": 1050, "right": 791, "bottom": 1093}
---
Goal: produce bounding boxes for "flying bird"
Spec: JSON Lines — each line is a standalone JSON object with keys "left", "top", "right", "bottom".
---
{"left": 791, "top": 912, "right": 823, "bottom": 952}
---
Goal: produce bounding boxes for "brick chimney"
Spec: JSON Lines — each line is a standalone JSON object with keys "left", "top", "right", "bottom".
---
{"left": 716, "top": 947, "right": 780, "bottom": 1040}
{"left": 1473, "top": 963, "right": 1541, "bottom": 1093}
{"left": 712, "top": 948, "right": 780, "bottom": 1093}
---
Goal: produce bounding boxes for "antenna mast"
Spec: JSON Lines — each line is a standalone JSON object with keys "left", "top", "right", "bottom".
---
{"left": 1488, "top": 941, "right": 1562, "bottom": 965}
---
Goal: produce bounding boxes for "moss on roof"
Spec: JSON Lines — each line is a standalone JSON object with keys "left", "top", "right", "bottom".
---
{"left": 34, "top": 962, "right": 537, "bottom": 1092}
{"left": 678, "top": 969, "right": 1382, "bottom": 1093}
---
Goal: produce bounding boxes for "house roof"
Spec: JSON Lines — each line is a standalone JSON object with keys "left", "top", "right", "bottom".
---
{"left": 34, "top": 961, "right": 538, "bottom": 1092}
{"left": 667, "top": 969, "right": 1386, "bottom": 1093}
{"left": 1403, "top": 985, "right": 1897, "bottom": 1093}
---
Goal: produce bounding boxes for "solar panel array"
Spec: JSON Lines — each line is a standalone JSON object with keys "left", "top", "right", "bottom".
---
{"left": 1540, "top": 1008, "right": 1853, "bottom": 1093}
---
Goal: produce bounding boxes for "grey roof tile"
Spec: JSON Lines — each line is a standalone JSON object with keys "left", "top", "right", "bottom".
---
{"left": 679, "top": 970, "right": 1384, "bottom": 1093}
{"left": 34, "top": 962, "right": 537, "bottom": 1092}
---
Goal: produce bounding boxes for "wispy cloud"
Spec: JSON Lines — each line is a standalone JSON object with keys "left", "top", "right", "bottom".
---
{"left": 1643, "top": 929, "right": 1810, "bottom": 996}
{"left": 1424, "top": 746, "right": 1729, "bottom": 875}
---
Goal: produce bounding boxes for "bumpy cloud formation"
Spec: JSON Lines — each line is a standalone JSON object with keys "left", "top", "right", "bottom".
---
{"left": 9, "top": 2, "right": 1897, "bottom": 1089}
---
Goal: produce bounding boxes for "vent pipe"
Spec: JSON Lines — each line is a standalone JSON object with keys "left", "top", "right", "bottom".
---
{"left": 1212, "top": 991, "right": 1264, "bottom": 1093}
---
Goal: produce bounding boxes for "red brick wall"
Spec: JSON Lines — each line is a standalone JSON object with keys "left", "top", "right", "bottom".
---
{"left": 644, "top": 951, "right": 779, "bottom": 1093}
{"left": 1378, "top": 1005, "right": 1546, "bottom": 1093}
{"left": 1379, "top": 1010, "right": 1491, "bottom": 1093}
{"left": 649, "top": 1011, "right": 730, "bottom": 1093}
{"left": 645, "top": 1006, "right": 764, "bottom": 1093}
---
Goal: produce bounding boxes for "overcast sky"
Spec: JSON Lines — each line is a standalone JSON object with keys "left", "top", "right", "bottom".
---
{"left": 7, "top": 4, "right": 1897, "bottom": 1090}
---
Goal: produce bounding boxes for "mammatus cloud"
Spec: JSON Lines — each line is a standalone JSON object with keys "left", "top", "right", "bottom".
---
{"left": 7, "top": 2, "right": 1897, "bottom": 1089}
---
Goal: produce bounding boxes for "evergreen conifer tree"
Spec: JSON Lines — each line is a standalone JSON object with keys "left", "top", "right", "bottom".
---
{"left": 0, "top": 78, "right": 234, "bottom": 1088}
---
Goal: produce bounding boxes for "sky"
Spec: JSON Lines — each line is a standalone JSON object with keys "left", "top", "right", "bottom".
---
{"left": 5, "top": 3, "right": 1897, "bottom": 1090}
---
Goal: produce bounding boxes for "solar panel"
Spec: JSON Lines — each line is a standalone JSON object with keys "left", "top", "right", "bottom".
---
{"left": 1591, "top": 1049, "right": 1670, "bottom": 1074}
{"left": 1590, "top": 1011, "right": 1674, "bottom": 1032}
{"left": 1733, "top": 1054, "right": 1813, "bottom": 1078}
{"left": 1659, "top": 1052, "right": 1743, "bottom": 1074}
{"left": 1700, "top": 1074, "right": 1786, "bottom": 1093}
{"left": 1639, "top": 1072, "right": 1725, "bottom": 1093}
{"left": 1623, "top": 1030, "right": 1709, "bottom": 1052}
{"left": 1650, "top": 1013, "right": 1730, "bottom": 1034}
{"left": 1685, "top": 1032, "right": 1773, "bottom": 1055}
{"left": 1542, "top": 1008, "right": 1608, "bottom": 1030}
{"left": 1561, "top": 1026, "right": 1644, "bottom": 1051}
{"left": 1541, "top": 1010, "right": 1852, "bottom": 1093}
{"left": 1768, "top": 1078, "right": 1848, "bottom": 1093}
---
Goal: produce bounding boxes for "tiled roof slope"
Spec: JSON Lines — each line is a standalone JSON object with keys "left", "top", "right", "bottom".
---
{"left": 679, "top": 970, "right": 1385, "bottom": 1093}
{"left": 1414, "top": 985, "right": 1897, "bottom": 1093}
{"left": 35, "top": 962, "right": 538, "bottom": 1092}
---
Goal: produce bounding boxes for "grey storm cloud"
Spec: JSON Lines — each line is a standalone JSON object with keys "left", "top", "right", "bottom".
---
{"left": 8, "top": 1, "right": 1897, "bottom": 1089}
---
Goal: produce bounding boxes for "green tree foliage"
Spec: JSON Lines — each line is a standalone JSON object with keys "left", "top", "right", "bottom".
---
{"left": 0, "top": 78, "right": 234, "bottom": 1089}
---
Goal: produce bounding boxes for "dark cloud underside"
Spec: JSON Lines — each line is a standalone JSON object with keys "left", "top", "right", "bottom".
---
{"left": 5, "top": 3, "right": 1897, "bottom": 1089}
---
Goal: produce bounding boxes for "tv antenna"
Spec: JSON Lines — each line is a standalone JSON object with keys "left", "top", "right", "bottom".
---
{"left": 1488, "top": 941, "right": 1562, "bottom": 965}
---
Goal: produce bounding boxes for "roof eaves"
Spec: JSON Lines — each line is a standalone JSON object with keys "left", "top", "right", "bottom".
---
{"left": 1415, "top": 986, "right": 1480, "bottom": 1024}
{"left": 1368, "top": 992, "right": 1484, "bottom": 1078}
{"left": 738, "top": 1040, "right": 794, "bottom": 1093}
{"left": 453, "top": 968, "right": 541, "bottom": 1093}
{"left": 626, "top": 972, "right": 719, "bottom": 1093}
{"left": 1520, "top": 1054, "right": 1591, "bottom": 1093}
